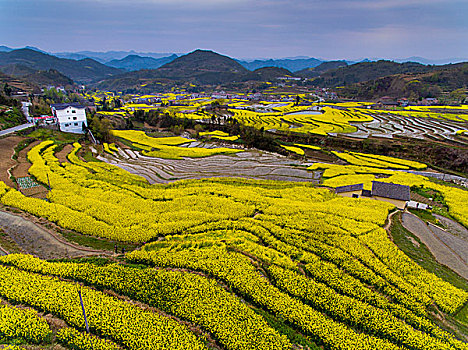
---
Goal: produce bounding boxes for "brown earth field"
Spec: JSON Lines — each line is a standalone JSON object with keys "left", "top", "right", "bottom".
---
{"left": 11, "top": 139, "right": 49, "bottom": 199}
{"left": 0, "top": 135, "right": 24, "bottom": 187}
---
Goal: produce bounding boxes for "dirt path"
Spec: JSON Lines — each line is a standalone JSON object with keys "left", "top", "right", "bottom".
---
{"left": 0, "top": 210, "right": 109, "bottom": 259}
{"left": 401, "top": 212, "right": 468, "bottom": 279}
{"left": 384, "top": 210, "right": 399, "bottom": 231}
{"left": 0, "top": 135, "right": 24, "bottom": 187}
{"left": 434, "top": 214, "right": 468, "bottom": 241}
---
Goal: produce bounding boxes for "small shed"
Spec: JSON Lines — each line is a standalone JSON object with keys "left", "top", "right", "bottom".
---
{"left": 371, "top": 181, "right": 410, "bottom": 209}
{"left": 407, "top": 201, "right": 430, "bottom": 210}
{"left": 335, "top": 183, "right": 364, "bottom": 198}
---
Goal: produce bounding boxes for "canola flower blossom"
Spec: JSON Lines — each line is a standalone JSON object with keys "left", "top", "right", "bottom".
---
{"left": 0, "top": 139, "right": 466, "bottom": 350}
{"left": 111, "top": 129, "right": 241, "bottom": 159}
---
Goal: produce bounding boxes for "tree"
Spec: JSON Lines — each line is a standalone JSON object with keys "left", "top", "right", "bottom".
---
{"left": 449, "top": 89, "right": 466, "bottom": 104}
{"left": 88, "top": 115, "right": 113, "bottom": 143}
{"left": 3, "top": 83, "right": 12, "bottom": 96}
{"left": 125, "top": 118, "right": 134, "bottom": 129}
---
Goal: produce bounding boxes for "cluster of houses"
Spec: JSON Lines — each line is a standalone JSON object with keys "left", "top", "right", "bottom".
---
{"left": 375, "top": 96, "right": 441, "bottom": 108}
{"left": 335, "top": 181, "right": 412, "bottom": 210}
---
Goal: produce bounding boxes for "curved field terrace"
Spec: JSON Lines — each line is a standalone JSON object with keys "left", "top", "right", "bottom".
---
{"left": 99, "top": 147, "right": 319, "bottom": 183}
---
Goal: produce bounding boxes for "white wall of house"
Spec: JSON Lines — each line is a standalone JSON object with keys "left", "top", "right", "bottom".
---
{"left": 51, "top": 106, "right": 87, "bottom": 134}
{"left": 21, "top": 102, "right": 32, "bottom": 122}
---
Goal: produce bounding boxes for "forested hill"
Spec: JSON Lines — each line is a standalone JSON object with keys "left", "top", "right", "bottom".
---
{"left": 311, "top": 60, "right": 444, "bottom": 87}
{"left": 296, "top": 60, "right": 348, "bottom": 78}
{"left": 253, "top": 66, "right": 295, "bottom": 81}
{"left": 156, "top": 49, "right": 254, "bottom": 81}
{"left": 337, "top": 62, "right": 468, "bottom": 100}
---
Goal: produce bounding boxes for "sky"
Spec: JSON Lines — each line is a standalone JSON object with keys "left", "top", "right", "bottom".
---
{"left": 1, "top": 0, "right": 467, "bottom": 60}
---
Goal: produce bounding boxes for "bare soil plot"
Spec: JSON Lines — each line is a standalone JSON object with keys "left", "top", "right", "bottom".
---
{"left": 11, "top": 140, "right": 49, "bottom": 198}
{"left": 11, "top": 140, "right": 40, "bottom": 178}
{"left": 55, "top": 143, "right": 73, "bottom": 163}
{"left": 0, "top": 209, "right": 108, "bottom": 259}
{"left": 0, "top": 135, "right": 23, "bottom": 187}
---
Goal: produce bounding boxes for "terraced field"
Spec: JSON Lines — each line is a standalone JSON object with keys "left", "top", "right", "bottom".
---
{"left": 86, "top": 90, "right": 468, "bottom": 144}
{"left": 0, "top": 137, "right": 467, "bottom": 350}
{"left": 99, "top": 147, "right": 318, "bottom": 183}
{"left": 185, "top": 104, "right": 468, "bottom": 145}
{"left": 345, "top": 112, "right": 468, "bottom": 144}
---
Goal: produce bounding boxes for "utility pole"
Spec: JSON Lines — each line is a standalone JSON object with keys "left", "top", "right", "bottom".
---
{"left": 78, "top": 288, "right": 90, "bottom": 334}
{"left": 46, "top": 173, "right": 51, "bottom": 191}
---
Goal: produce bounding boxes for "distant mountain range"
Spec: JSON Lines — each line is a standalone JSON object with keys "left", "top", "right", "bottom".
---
{"left": 106, "top": 54, "right": 178, "bottom": 71}
{"left": 0, "top": 48, "right": 123, "bottom": 83}
{"left": 53, "top": 50, "right": 178, "bottom": 63}
{"left": 392, "top": 57, "right": 468, "bottom": 65}
{"left": 96, "top": 52, "right": 468, "bottom": 99}
{"left": 2, "top": 45, "right": 467, "bottom": 68}
{"left": 0, "top": 45, "right": 466, "bottom": 100}
{"left": 237, "top": 57, "right": 322, "bottom": 72}
{"left": 296, "top": 61, "right": 348, "bottom": 78}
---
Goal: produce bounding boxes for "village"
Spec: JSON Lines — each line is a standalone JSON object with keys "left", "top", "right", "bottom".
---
{"left": 0, "top": 0, "right": 467, "bottom": 346}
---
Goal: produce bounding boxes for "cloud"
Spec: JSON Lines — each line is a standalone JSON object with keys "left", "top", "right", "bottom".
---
{"left": 1, "top": 0, "right": 466, "bottom": 59}
{"left": 316, "top": 0, "right": 465, "bottom": 10}
{"left": 79, "top": 0, "right": 248, "bottom": 5}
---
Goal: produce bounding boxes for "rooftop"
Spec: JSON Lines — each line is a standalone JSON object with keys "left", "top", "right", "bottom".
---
{"left": 372, "top": 181, "right": 411, "bottom": 201}
{"left": 50, "top": 103, "right": 86, "bottom": 110}
{"left": 335, "top": 183, "right": 364, "bottom": 193}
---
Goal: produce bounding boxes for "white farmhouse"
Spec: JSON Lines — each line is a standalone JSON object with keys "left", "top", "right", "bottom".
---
{"left": 21, "top": 101, "right": 32, "bottom": 122}
{"left": 50, "top": 103, "right": 87, "bottom": 134}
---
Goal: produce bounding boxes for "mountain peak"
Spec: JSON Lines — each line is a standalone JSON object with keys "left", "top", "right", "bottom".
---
{"left": 0, "top": 48, "right": 122, "bottom": 83}
{"left": 158, "top": 49, "right": 249, "bottom": 76}
{"left": 105, "top": 54, "right": 178, "bottom": 71}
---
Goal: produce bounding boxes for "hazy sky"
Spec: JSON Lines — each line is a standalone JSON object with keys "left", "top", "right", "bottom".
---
{"left": 1, "top": 0, "right": 467, "bottom": 60}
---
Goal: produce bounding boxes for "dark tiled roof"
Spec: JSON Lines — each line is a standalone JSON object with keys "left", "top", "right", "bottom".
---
{"left": 335, "top": 183, "right": 363, "bottom": 193}
{"left": 372, "top": 181, "right": 410, "bottom": 201}
{"left": 50, "top": 103, "right": 85, "bottom": 110}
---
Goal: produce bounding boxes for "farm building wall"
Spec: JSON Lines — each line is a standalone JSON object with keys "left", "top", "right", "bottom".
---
{"left": 336, "top": 190, "right": 362, "bottom": 198}
{"left": 373, "top": 196, "right": 407, "bottom": 210}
